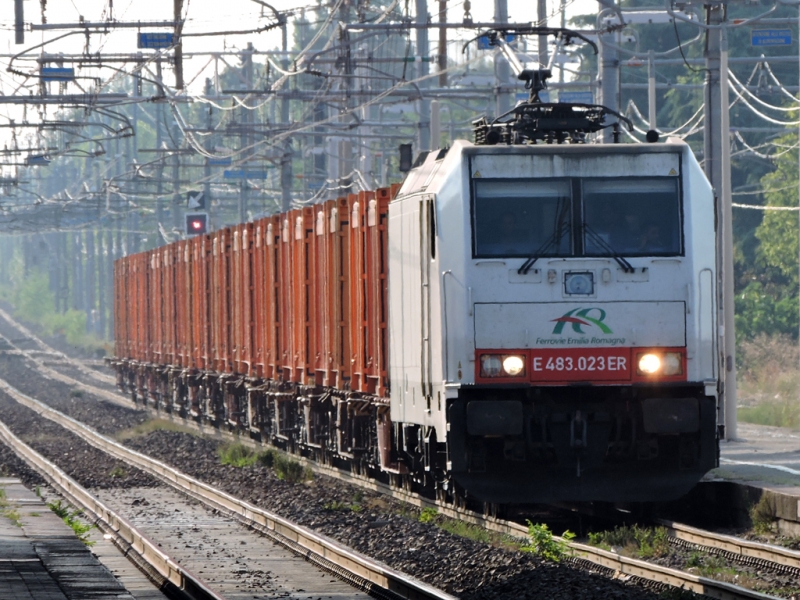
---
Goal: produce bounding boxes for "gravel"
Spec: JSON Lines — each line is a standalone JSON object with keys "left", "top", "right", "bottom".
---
{"left": 0, "top": 388, "right": 158, "bottom": 489}
{"left": 0, "top": 368, "right": 670, "bottom": 598}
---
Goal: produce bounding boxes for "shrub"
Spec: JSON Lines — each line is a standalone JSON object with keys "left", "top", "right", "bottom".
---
{"left": 218, "top": 443, "right": 257, "bottom": 468}
{"left": 273, "top": 454, "right": 308, "bottom": 483}
{"left": 521, "top": 522, "right": 575, "bottom": 562}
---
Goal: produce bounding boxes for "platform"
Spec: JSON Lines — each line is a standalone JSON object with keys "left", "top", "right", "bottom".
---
{"left": 676, "top": 423, "right": 800, "bottom": 534}
{"left": 0, "top": 477, "right": 141, "bottom": 600}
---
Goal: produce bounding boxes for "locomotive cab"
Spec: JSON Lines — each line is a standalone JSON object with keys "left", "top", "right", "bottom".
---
{"left": 389, "top": 139, "right": 719, "bottom": 503}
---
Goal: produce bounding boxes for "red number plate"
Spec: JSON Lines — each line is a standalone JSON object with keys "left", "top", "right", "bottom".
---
{"left": 530, "top": 348, "right": 632, "bottom": 382}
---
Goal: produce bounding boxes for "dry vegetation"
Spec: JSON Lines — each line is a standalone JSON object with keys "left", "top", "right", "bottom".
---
{"left": 737, "top": 335, "right": 800, "bottom": 429}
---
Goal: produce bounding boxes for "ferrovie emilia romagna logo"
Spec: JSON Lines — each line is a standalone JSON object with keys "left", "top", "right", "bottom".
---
{"left": 535, "top": 307, "right": 627, "bottom": 347}
{"left": 552, "top": 307, "right": 613, "bottom": 335}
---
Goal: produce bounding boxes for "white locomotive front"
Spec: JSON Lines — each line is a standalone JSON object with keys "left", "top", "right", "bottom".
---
{"left": 388, "top": 139, "right": 719, "bottom": 503}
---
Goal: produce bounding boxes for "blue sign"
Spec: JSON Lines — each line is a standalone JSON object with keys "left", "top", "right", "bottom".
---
{"left": 26, "top": 155, "right": 50, "bottom": 166}
{"left": 751, "top": 29, "right": 792, "bottom": 46}
{"left": 138, "top": 32, "right": 175, "bottom": 49}
{"left": 41, "top": 67, "right": 74, "bottom": 82}
{"left": 208, "top": 157, "right": 232, "bottom": 167}
{"left": 224, "top": 169, "right": 268, "bottom": 180}
{"left": 559, "top": 91, "right": 594, "bottom": 104}
{"left": 477, "top": 33, "right": 516, "bottom": 50}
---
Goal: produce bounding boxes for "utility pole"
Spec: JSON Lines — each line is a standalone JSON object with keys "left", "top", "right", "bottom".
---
{"left": 598, "top": 10, "right": 620, "bottom": 143}
{"left": 438, "top": 0, "right": 447, "bottom": 87}
{"left": 280, "top": 23, "right": 292, "bottom": 213}
{"left": 204, "top": 78, "right": 214, "bottom": 226}
{"left": 155, "top": 59, "right": 165, "bottom": 230}
{"left": 648, "top": 49, "right": 657, "bottom": 131}
{"left": 174, "top": 0, "right": 185, "bottom": 88}
{"left": 239, "top": 42, "right": 254, "bottom": 223}
{"left": 538, "top": 0, "right": 548, "bottom": 67}
{"left": 416, "top": 0, "right": 431, "bottom": 151}
{"left": 704, "top": 2, "right": 736, "bottom": 440}
{"left": 494, "top": 0, "right": 511, "bottom": 115}
{"left": 14, "top": 0, "right": 24, "bottom": 45}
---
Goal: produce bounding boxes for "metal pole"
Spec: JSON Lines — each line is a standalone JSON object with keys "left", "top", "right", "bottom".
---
{"left": 704, "top": 3, "right": 736, "bottom": 440}
{"left": 281, "top": 23, "right": 292, "bottom": 213}
{"left": 538, "top": 0, "right": 549, "bottom": 67}
{"left": 416, "top": 0, "right": 431, "bottom": 150}
{"left": 494, "top": 0, "right": 511, "bottom": 115}
{"left": 599, "top": 11, "right": 620, "bottom": 142}
{"left": 174, "top": 0, "right": 185, "bottom": 88}
{"left": 648, "top": 49, "right": 656, "bottom": 131}
{"left": 14, "top": 0, "right": 24, "bottom": 45}
{"left": 439, "top": 0, "right": 448, "bottom": 87}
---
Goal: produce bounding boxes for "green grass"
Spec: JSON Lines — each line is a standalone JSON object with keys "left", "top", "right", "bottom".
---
{"left": 737, "top": 335, "right": 800, "bottom": 429}
{"left": 739, "top": 402, "right": 800, "bottom": 429}
{"left": 109, "top": 466, "right": 127, "bottom": 479}
{"left": 47, "top": 500, "right": 94, "bottom": 546}
{"left": 218, "top": 443, "right": 259, "bottom": 467}
{"left": 216, "top": 443, "right": 312, "bottom": 483}
{"left": 587, "top": 525, "right": 671, "bottom": 559}
{"left": 749, "top": 495, "right": 777, "bottom": 535}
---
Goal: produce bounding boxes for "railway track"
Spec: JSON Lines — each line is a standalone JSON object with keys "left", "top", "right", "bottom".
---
{"left": 0, "top": 377, "right": 455, "bottom": 600}
{"left": 0, "top": 317, "right": 793, "bottom": 599}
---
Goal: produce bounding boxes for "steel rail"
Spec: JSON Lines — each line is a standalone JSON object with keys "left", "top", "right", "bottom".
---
{"left": 658, "top": 519, "right": 800, "bottom": 577}
{"left": 0, "top": 377, "right": 456, "bottom": 600}
{"left": 0, "top": 319, "right": 790, "bottom": 599}
{"left": 0, "top": 412, "right": 224, "bottom": 600}
{"left": 0, "top": 369, "right": 781, "bottom": 600}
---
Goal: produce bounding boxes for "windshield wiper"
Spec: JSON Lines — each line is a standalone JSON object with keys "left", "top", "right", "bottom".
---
{"left": 518, "top": 220, "right": 571, "bottom": 275}
{"left": 582, "top": 224, "right": 635, "bottom": 273}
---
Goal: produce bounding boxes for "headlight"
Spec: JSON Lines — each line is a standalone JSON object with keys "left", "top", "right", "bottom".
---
{"left": 662, "top": 352, "right": 683, "bottom": 375}
{"left": 638, "top": 353, "right": 661, "bottom": 374}
{"left": 503, "top": 355, "right": 525, "bottom": 376}
{"left": 636, "top": 352, "right": 683, "bottom": 376}
{"left": 480, "top": 354, "right": 526, "bottom": 378}
{"left": 480, "top": 355, "right": 503, "bottom": 377}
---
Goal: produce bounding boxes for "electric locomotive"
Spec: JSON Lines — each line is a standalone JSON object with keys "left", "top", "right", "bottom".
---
{"left": 393, "top": 136, "right": 718, "bottom": 503}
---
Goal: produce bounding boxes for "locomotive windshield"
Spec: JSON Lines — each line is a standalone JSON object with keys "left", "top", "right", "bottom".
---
{"left": 473, "top": 177, "right": 681, "bottom": 258}
{"left": 582, "top": 179, "right": 681, "bottom": 256}
{"left": 473, "top": 180, "right": 572, "bottom": 257}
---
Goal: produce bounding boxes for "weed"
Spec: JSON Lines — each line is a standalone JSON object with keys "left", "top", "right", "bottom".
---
{"left": 34, "top": 486, "right": 41, "bottom": 498}
{"left": 520, "top": 522, "right": 575, "bottom": 562}
{"left": 352, "top": 489, "right": 364, "bottom": 504}
{"left": 47, "top": 500, "right": 95, "bottom": 546}
{"left": 29, "top": 512, "right": 39, "bottom": 517}
{"left": 586, "top": 525, "right": 670, "bottom": 559}
{"left": 750, "top": 495, "right": 776, "bottom": 535}
{"left": 257, "top": 448, "right": 279, "bottom": 468}
{"left": 218, "top": 443, "right": 258, "bottom": 468}
{"left": 109, "top": 466, "right": 127, "bottom": 479}
{"left": 273, "top": 455, "right": 308, "bottom": 483}
{"left": 419, "top": 507, "right": 438, "bottom": 524}
{"left": 323, "top": 500, "right": 362, "bottom": 512}
{"left": 69, "top": 389, "right": 83, "bottom": 399}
